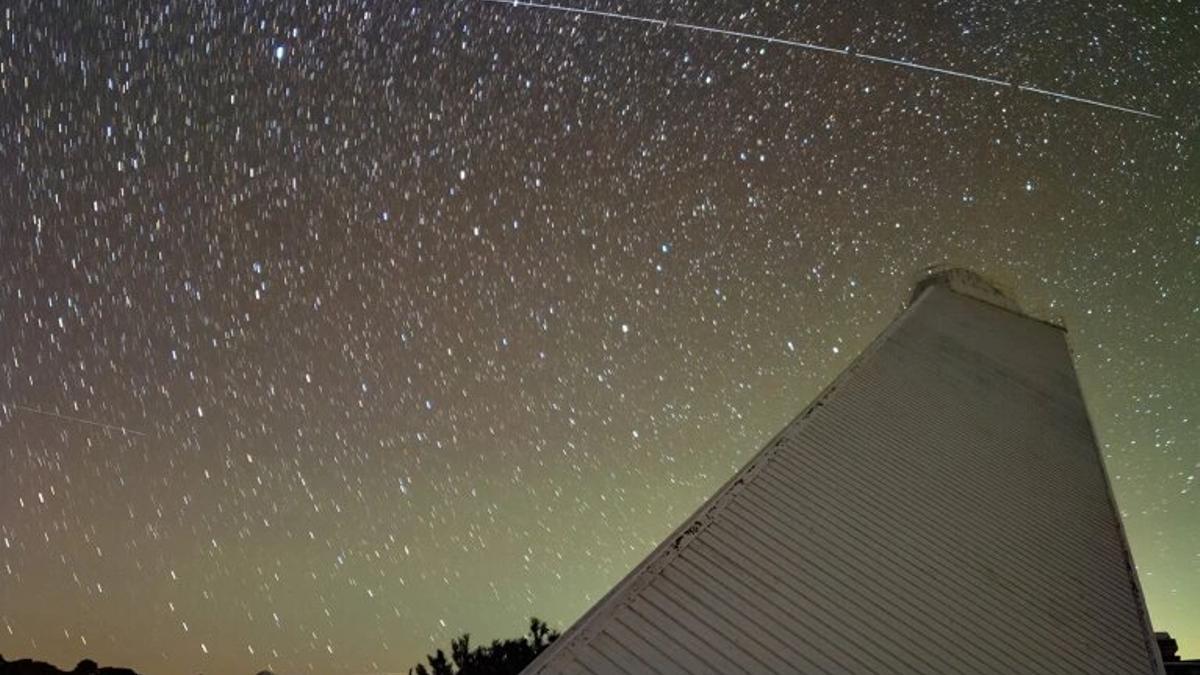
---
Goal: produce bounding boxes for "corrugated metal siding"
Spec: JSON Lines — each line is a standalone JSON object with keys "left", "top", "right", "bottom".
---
{"left": 524, "top": 285, "right": 1163, "bottom": 675}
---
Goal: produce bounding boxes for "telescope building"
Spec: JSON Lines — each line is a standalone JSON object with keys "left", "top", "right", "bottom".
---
{"left": 524, "top": 269, "right": 1163, "bottom": 675}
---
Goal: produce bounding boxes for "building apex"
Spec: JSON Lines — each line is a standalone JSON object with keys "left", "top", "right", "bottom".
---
{"left": 911, "top": 266, "right": 1022, "bottom": 314}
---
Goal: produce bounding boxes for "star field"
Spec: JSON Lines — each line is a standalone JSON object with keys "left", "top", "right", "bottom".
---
{"left": 1, "top": 1, "right": 1197, "bottom": 673}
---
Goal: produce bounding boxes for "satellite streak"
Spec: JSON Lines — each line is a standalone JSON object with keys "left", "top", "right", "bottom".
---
{"left": 481, "top": 0, "right": 1160, "bottom": 120}
{"left": 10, "top": 403, "right": 149, "bottom": 437}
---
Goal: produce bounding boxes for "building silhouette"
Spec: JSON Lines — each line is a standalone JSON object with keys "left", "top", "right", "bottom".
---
{"left": 1159, "top": 632, "right": 1200, "bottom": 674}
{"left": 524, "top": 268, "right": 1164, "bottom": 674}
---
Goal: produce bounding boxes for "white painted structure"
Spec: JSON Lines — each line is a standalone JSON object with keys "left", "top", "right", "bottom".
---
{"left": 525, "top": 269, "right": 1163, "bottom": 674}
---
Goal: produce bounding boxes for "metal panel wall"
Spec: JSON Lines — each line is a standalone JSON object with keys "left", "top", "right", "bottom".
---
{"left": 524, "top": 284, "right": 1163, "bottom": 674}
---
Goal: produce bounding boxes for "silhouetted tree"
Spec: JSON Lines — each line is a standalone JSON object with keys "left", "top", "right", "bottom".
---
{"left": 0, "top": 656, "right": 140, "bottom": 675}
{"left": 411, "top": 617, "right": 560, "bottom": 675}
{"left": 527, "top": 619, "right": 552, "bottom": 652}
{"left": 415, "top": 648, "right": 452, "bottom": 675}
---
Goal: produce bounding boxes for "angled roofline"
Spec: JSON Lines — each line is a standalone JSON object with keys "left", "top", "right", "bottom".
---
{"left": 524, "top": 288, "right": 940, "bottom": 672}
{"left": 1061, "top": 331, "right": 1166, "bottom": 674}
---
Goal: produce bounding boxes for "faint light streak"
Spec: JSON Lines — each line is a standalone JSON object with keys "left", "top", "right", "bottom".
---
{"left": 8, "top": 403, "right": 149, "bottom": 437}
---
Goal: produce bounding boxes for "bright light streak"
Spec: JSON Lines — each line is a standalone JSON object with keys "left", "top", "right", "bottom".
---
{"left": 482, "top": 0, "right": 1161, "bottom": 120}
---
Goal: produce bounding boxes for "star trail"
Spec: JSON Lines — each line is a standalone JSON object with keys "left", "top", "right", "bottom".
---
{"left": 1, "top": 1, "right": 1197, "bottom": 674}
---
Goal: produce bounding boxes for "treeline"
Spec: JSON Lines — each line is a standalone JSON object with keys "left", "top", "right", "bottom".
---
{"left": 411, "top": 617, "right": 559, "bottom": 675}
{"left": 0, "top": 656, "right": 137, "bottom": 675}
{"left": 1, "top": 616, "right": 559, "bottom": 675}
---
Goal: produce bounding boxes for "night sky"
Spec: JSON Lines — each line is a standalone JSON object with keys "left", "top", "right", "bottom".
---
{"left": 1, "top": 1, "right": 1197, "bottom": 673}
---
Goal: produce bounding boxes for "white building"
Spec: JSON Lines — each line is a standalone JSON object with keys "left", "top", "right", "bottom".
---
{"left": 525, "top": 268, "right": 1163, "bottom": 674}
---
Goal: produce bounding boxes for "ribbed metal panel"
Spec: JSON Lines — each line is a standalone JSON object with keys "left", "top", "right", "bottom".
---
{"left": 524, "top": 284, "right": 1163, "bottom": 674}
